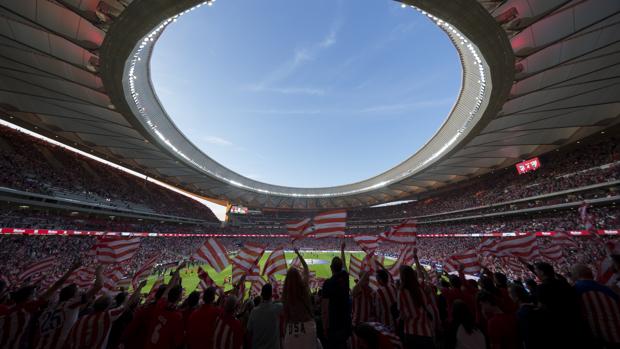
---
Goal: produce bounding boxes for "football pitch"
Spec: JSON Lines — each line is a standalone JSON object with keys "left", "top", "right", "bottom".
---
{"left": 143, "top": 251, "right": 395, "bottom": 293}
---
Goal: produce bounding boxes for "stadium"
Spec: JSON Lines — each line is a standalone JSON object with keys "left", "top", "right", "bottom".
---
{"left": 0, "top": 0, "right": 619, "bottom": 348}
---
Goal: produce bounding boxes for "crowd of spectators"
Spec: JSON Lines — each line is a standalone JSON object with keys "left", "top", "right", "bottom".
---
{"left": 0, "top": 126, "right": 218, "bottom": 221}
{"left": 1, "top": 233, "right": 619, "bottom": 348}
{"left": 232, "top": 136, "right": 620, "bottom": 229}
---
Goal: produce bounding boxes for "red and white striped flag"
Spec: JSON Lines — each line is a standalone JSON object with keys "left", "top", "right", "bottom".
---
{"left": 498, "top": 256, "right": 525, "bottom": 274}
{"left": 19, "top": 256, "right": 55, "bottom": 283}
{"left": 353, "top": 235, "right": 380, "bottom": 253}
{"left": 349, "top": 254, "right": 363, "bottom": 280}
{"left": 268, "top": 275, "right": 281, "bottom": 300}
{"left": 289, "top": 256, "right": 303, "bottom": 270}
{"left": 540, "top": 245, "right": 564, "bottom": 261}
{"left": 596, "top": 240, "right": 620, "bottom": 286}
{"left": 389, "top": 246, "right": 415, "bottom": 278}
{"left": 251, "top": 276, "right": 267, "bottom": 296}
{"left": 362, "top": 253, "right": 384, "bottom": 273}
{"left": 493, "top": 234, "right": 540, "bottom": 259}
{"left": 263, "top": 247, "right": 287, "bottom": 277}
{"left": 95, "top": 237, "right": 140, "bottom": 264}
{"left": 285, "top": 218, "right": 312, "bottom": 240}
{"left": 194, "top": 238, "right": 230, "bottom": 273}
{"left": 101, "top": 266, "right": 125, "bottom": 294}
{"left": 310, "top": 210, "right": 347, "bottom": 239}
{"left": 231, "top": 264, "right": 245, "bottom": 285}
{"left": 553, "top": 231, "right": 578, "bottom": 249}
{"left": 444, "top": 249, "right": 481, "bottom": 274}
{"left": 66, "top": 266, "right": 96, "bottom": 289}
{"left": 477, "top": 238, "right": 499, "bottom": 257}
{"left": 246, "top": 264, "right": 262, "bottom": 282}
{"left": 132, "top": 254, "right": 159, "bottom": 289}
{"left": 197, "top": 267, "right": 216, "bottom": 290}
{"left": 381, "top": 219, "right": 417, "bottom": 245}
{"left": 231, "top": 243, "right": 266, "bottom": 272}
{"left": 117, "top": 277, "right": 131, "bottom": 290}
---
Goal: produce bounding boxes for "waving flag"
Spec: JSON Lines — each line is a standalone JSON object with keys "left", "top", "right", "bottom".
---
{"left": 285, "top": 218, "right": 312, "bottom": 239}
{"left": 194, "top": 238, "right": 230, "bottom": 273}
{"left": 19, "top": 256, "right": 55, "bottom": 283}
{"left": 132, "top": 254, "right": 159, "bottom": 289}
{"left": 349, "top": 254, "right": 363, "bottom": 280}
{"left": 198, "top": 267, "right": 216, "bottom": 290}
{"left": 389, "top": 246, "right": 415, "bottom": 278}
{"left": 289, "top": 256, "right": 303, "bottom": 270}
{"left": 553, "top": 231, "right": 578, "bottom": 249}
{"left": 263, "top": 246, "right": 287, "bottom": 277}
{"left": 101, "top": 267, "right": 125, "bottom": 294}
{"left": 493, "top": 234, "right": 540, "bottom": 259}
{"left": 231, "top": 243, "right": 266, "bottom": 272}
{"left": 66, "top": 266, "right": 96, "bottom": 289}
{"left": 251, "top": 276, "right": 267, "bottom": 296}
{"left": 477, "top": 238, "right": 499, "bottom": 257}
{"left": 444, "top": 249, "right": 481, "bottom": 274}
{"left": 540, "top": 245, "right": 564, "bottom": 261}
{"left": 381, "top": 219, "right": 417, "bottom": 245}
{"left": 268, "top": 275, "right": 281, "bottom": 299}
{"left": 311, "top": 210, "right": 347, "bottom": 239}
{"left": 354, "top": 235, "right": 380, "bottom": 253}
{"left": 95, "top": 237, "right": 140, "bottom": 264}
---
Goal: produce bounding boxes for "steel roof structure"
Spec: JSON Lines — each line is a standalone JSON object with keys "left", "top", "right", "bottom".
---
{"left": 0, "top": 0, "right": 619, "bottom": 209}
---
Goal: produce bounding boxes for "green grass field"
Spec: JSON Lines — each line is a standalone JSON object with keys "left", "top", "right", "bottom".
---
{"left": 143, "top": 251, "right": 395, "bottom": 294}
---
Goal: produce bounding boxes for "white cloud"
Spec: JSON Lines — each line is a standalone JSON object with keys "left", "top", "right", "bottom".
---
{"left": 245, "top": 19, "right": 341, "bottom": 95}
{"left": 203, "top": 136, "right": 233, "bottom": 146}
{"left": 246, "top": 85, "right": 325, "bottom": 96}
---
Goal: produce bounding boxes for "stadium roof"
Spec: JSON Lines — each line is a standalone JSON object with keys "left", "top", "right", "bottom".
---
{"left": 0, "top": 0, "right": 619, "bottom": 209}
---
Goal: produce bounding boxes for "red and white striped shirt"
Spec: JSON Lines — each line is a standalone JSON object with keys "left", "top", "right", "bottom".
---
{"left": 64, "top": 307, "right": 125, "bottom": 349}
{"left": 398, "top": 289, "right": 434, "bottom": 337}
{"left": 0, "top": 300, "right": 46, "bottom": 349}
{"left": 352, "top": 286, "right": 376, "bottom": 324}
{"left": 376, "top": 284, "right": 398, "bottom": 328}
{"left": 34, "top": 299, "right": 82, "bottom": 349}
{"left": 212, "top": 313, "right": 243, "bottom": 349}
{"left": 576, "top": 281, "right": 620, "bottom": 344}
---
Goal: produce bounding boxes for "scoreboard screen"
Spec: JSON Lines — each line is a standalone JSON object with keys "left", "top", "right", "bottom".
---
{"left": 515, "top": 157, "right": 541, "bottom": 174}
{"left": 230, "top": 205, "right": 249, "bottom": 214}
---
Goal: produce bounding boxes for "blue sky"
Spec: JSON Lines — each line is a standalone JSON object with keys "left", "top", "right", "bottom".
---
{"left": 151, "top": 0, "right": 461, "bottom": 188}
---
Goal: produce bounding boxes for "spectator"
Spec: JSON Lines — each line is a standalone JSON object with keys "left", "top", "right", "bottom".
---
{"left": 321, "top": 244, "right": 351, "bottom": 349}
{"left": 282, "top": 249, "right": 317, "bottom": 349}
{"left": 571, "top": 263, "right": 620, "bottom": 348}
{"left": 247, "top": 284, "right": 283, "bottom": 349}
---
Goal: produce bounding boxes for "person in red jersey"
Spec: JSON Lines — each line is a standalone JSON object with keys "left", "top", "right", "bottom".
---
{"left": 34, "top": 266, "right": 103, "bottom": 349}
{"left": 180, "top": 291, "right": 200, "bottom": 329}
{"left": 187, "top": 287, "right": 222, "bottom": 349}
{"left": 351, "top": 272, "right": 377, "bottom": 349}
{"left": 64, "top": 279, "right": 146, "bottom": 349}
{"left": 213, "top": 295, "right": 244, "bottom": 349}
{"left": 398, "top": 265, "right": 435, "bottom": 349}
{"left": 477, "top": 290, "right": 518, "bottom": 349}
{"left": 571, "top": 264, "right": 620, "bottom": 348}
{"left": 352, "top": 272, "right": 376, "bottom": 325}
{"left": 0, "top": 261, "right": 80, "bottom": 349}
{"left": 375, "top": 268, "right": 397, "bottom": 329}
{"left": 145, "top": 285, "right": 185, "bottom": 349}
{"left": 118, "top": 284, "right": 168, "bottom": 348}
{"left": 144, "top": 262, "right": 186, "bottom": 349}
